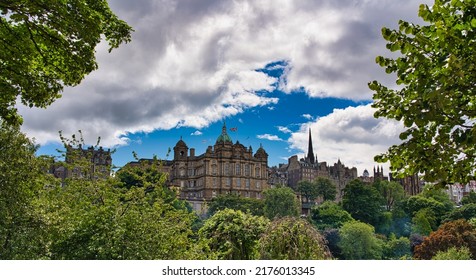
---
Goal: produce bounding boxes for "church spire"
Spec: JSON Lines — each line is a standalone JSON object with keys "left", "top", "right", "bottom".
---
{"left": 307, "top": 128, "right": 315, "bottom": 164}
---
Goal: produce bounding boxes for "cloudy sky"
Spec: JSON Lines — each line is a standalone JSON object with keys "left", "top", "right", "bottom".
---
{"left": 20, "top": 0, "right": 433, "bottom": 175}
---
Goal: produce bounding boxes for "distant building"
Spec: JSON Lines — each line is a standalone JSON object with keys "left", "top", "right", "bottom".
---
{"left": 268, "top": 164, "right": 288, "bottom": 187}
{"left": 446, "top": 181, "right": 476, "bottom": 204}
{"left": 169, "top": 123, "right": 269, "bottom": 213}
{"left": 52, "top": 145, "right": 112, "bottom": 180}
{"left": 286, "top": 129, "right": 358, "bottom": 203}
{"left": 359, "top": 166, "right": 389, "bottom": 184}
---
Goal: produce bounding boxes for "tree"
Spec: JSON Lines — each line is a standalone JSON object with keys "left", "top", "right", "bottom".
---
{"left": 198, "top": 209, "right": 269, "bottom": 260}
{"left": 40, "top": 175, "right": 198, "bottom": 260}
{"left": 0, "top": 1, "right": 133, "bottom": 124}
{"left": 414, "top": 219, "right": 476, "bottom": 259}
{"left": 342, "top": 180, "right": 383, "bottom": 226}
{"left": 310, "top": 201, "right": 354, "bottom": 231}
{"left": 296, "top": 181, "right": 319, "bottom": 203}
{"left": 258, "top": 217, "right": 332, "bottom": 260}
{"left": 0, "top": 122, "right": 56, "bottom": 259}
{"left": 443, "top": 203, "right": 476, "bottom": 223}
{"left": 315, "top": 177, "right": 337, "bottom": 201}
{"left": 461, "top": 191, "right": 476, "bottom": 205}
{"left": 432, "top": 246, "right": 472, "bottom": 260}
{"left": 383, "top": 235, "right": 411, "bottom": 260}
{"left": 206, "top": 194, "right": 264, "bottom": 217}
{"left": 262, "top": 186, "right": 300, "bottom": 219}
{"left": 369, "top": 0, "right": 476, "bottom": 184}
{"left": 338, "top": 221, "right": 384, "bottom": 260}
{"left": 411, "top": 208, "right": 436, "bottom": 236}
{"left": 374, "top": 180, "right": 405, "bottom": 211}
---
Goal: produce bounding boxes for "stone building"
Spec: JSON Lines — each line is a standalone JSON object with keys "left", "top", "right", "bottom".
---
{"left": 286, "top": 129, "right": 358, "bottom": 202}
{"left": 169, "top": 123, "right": 269, "bottom": 213}
{"left": 52, "top": 145, "right": 112, "bottom": 180}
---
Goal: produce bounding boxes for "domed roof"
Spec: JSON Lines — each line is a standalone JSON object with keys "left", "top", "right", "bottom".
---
{"left": 216, "top": 123, "right": 232, "bottom": 144}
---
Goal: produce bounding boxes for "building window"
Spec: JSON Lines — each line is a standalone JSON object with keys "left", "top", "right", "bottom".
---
{"left": 226, "top": 177, "right": 231, "bottom": 186}
{"left": 225, "top": 163, "right": 230, "bottom": 176}
{"left": 235, "top": 163, "right": 241, "bottom": 176}
{"left": 236, "top": 178, "right": 241, "bottom": 187}
{"left": 246, "top": 179, "right": 250, "bottom": 189}
{"left": 255, "top": 167, "right": 261, "bottom": 178}
{"left": 212, "top": 164, "right": 217, "bottom": 175}
{"left": 256, "top": 181, "right": 261, "bottom": 190}
{"left": 245, "top": 164, "right": 250, "bottom": 176}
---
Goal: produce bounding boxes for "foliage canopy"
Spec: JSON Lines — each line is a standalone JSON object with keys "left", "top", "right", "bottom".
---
{"left": 0, "top": 0, "right": 133, "bottom": 124}
{"left": 369, "top": 0, "right": 476, "bottom": 184}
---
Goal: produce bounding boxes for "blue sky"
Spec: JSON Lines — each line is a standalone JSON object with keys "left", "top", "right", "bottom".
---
{"left": 21, "top": 0, "right": 433, "bottom": 174}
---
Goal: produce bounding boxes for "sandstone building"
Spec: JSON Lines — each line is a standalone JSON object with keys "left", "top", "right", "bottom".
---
{"left": 286, "top": 129, "right": 358, "bottom": 202}
{"left": 169, "top": 123, "right": 269, "bottom": 213}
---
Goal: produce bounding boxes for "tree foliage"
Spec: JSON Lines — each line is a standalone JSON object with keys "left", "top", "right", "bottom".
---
{"left": 0, "top": 0, "right": 133, "bottom": 124}
{"left": 432, "top": 246, "right": 472, "bottom": 260}
{"left": 414, "top": 219, "right": 476, "bottom": 259}
{"left": 258, "top": 217, "right": 332, "bottom": 260}
{"left": 461, "top": 191, "right": 476, "bottom": 205}
{"left": 338, "top": 221, "right": 384, "bottom": 260}
{"left": 342, "top": 180, "right": 383, "bottom": 226}
{"left": 0, "top": 122, "right": 53, "bottom": 259}
{"left": 383, "top": 235, "right": 411, "bottom": 260}
{"left": 310, "top": 201, "right": 354, "bottom": 231}
{"left": 206, "top": 193, "right": 264, "bottom": 217}
{"left": 262, "top": 186, "right": 300, "bottom": 219}
{"left": 198, "top": 209, "right": 269, "bottom": 260}
{"left": 374, "top": 180, "right": 405, "bottom": 211}
{"left": 369, "top": 0, "right": 476, "bottom": 184}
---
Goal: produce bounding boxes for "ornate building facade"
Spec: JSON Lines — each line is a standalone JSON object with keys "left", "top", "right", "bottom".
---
{"left": 286, "top": 129, "right": 358, "bottom": 202}
{"left": 169, "top": 124, "right": 269, "bottom": 213}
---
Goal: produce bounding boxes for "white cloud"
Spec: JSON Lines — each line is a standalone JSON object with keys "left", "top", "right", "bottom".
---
{"left": 257, "top": 134, "right": 284, "bottom": 141}
{"left": 191, "top": 130, "right": 203, "bottom": 136}
{"left": 288, "top": 104, "right": 404, "bottom": 176}
{"left": 277, "top": 126, "right": 292, "bottom": 134}
{"left": 18, "top": 0, "right": 430, "bottom": 147}
{"left": 302, "top": 114, "right": 313, "bottom": 120}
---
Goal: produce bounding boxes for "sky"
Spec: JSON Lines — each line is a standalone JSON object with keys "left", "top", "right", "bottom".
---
{"left": 19, "top": 0, "right": 433, "bottom": 175}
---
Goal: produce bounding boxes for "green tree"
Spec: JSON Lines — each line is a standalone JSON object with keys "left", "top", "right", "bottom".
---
{"left": 315, "top": 177, "right": 337, "bottom": 201}
{"left": 383, "top": 234, "right": 411, "bottom": 260}
{"left": 369, "top": 0, "right": 476, "bottom": 184}
{"left": 0, "top": 122, "right": 53, "bottom": 259}
{"left": 432, "top": 246, "right": 472, "bottom": 260}
{"left": 40, "top": 176, "right": 197, "bottom": 259}
{"left": 262, "top": 186, "right": 300, "bottom": 219}
{"left": 375, "top": 180, "right": 405, "bottom": 211}
{"left": 0, "top": 0, "right": 133, "bottom": 124}
{"left": 404, "top": 186, "right": 454, "bottom": 226}
{"left": 296, "top": 180, "right": 319, "bottom": 203}
{"left": 461, "top": 191, "right": 476, "bottom": 205}
{"left": 342, "top": 180, "right": 383, "bottom": 226}
{"left": 258, "top": 217, "right": 332, "bottom": 260}
{"left": 338, "top": 221, "right": 384, "bottom": 260}
{"left": 443, "top": 203, "right": 476, "bottom": 223}
{"left": 411, "top": 208, "right": 436, "bottom": 236}
{"left": 310, "top": 201, "right": 354, "bottom": 231}
{"left": 198, "top": 209, "right": 269, "bottom": 260}
{"left": 207, "top": 194, "right": 264, "bottom": 217}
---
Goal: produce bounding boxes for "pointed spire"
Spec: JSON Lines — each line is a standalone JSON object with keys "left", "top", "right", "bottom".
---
{"left": 307, "top": 128, "right": 315, "bottom": 164}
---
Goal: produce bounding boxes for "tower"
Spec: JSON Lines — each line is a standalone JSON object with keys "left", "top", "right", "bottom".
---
{"left": 307, "top": 128, "right": 315, "bottom": 164}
